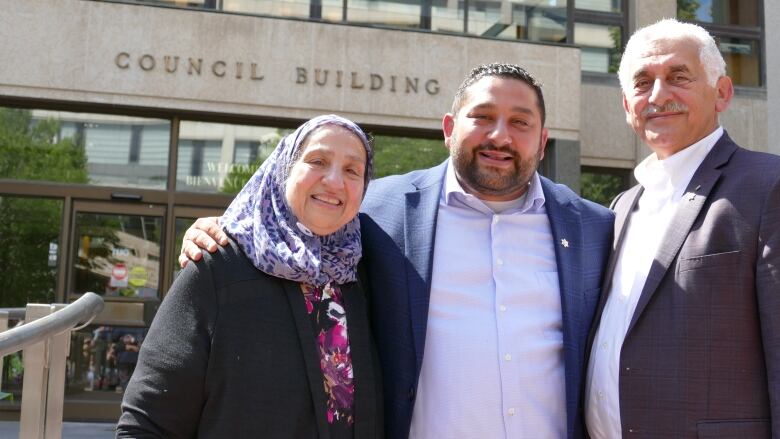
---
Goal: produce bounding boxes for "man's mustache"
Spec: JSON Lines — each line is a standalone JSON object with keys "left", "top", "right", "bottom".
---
{"left": 641, "top": 101, "right": 688, "bottom": 117}
{"left": 474, "top": 144, "right": 518, "bottom": 158}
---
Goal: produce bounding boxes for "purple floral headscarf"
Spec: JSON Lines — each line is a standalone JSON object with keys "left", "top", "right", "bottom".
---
{"left": 221, "top": 115, "right": 373, "bottom": 286}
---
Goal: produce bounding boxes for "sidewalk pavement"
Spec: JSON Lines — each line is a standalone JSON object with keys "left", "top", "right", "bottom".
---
{"left": 0, "top": 421, "right": 116, "bottom": 438}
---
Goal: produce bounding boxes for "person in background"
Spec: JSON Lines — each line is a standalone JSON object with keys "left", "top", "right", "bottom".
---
{"left": 585, "top": 18, "right": 780, "bottom": 438}
{"left": 117, "top": 114, "right": 382, "bottom": 438}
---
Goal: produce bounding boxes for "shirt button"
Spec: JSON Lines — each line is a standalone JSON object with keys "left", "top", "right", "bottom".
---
{"left": 499, "top": 305, "right": 507, "bottom": 312}
{"left": 601, "top": 342, "right": 608, "bottom": 350}
{"left": 496, "top": 258, "right": 504, "bottom": 266}
{"left": 598, "top": 391, "right": 605, "bottom": 399}
{"left": 504, "top": 354, "right": 512, "bottom": 361}
{"left": 507, "top": 408, "right": 516, "bottom": 416}
{"left": 493, "top": 216, "right": 500, "bottom": 224}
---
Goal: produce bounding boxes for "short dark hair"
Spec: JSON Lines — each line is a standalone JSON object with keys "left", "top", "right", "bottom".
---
{"left": 451, "top": 63, "right": 546, "bottom": 126}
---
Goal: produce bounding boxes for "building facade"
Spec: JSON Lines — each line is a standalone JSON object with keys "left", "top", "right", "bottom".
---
{"left": 0, "top": 0, "right": 775, "bottom": 421}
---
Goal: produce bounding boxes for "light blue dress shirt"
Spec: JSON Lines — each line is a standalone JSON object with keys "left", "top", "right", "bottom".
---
{"left": 409, "top": 161, "right": 566, "bottom": 438}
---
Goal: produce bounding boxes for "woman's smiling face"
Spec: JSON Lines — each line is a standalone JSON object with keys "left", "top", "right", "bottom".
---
{"left": 285, "top": 124, "right": 367, "bottom": 236}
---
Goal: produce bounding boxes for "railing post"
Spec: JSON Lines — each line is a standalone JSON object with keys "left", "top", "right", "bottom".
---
{"left": 19, "top": 304, "right": 53, "bottom": 439}
{"left": 0, "top": 310, "right": 8, "bottom": 393}
{"left": 45, "top": 303, "right": 69, "bottom": 439}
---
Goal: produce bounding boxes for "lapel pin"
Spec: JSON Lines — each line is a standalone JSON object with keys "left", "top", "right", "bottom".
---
{"left": 689, "top": 184, "right": 701, "bottom": 201}
{"left": 561, "top": 238, "right": 569, "bottom": 248}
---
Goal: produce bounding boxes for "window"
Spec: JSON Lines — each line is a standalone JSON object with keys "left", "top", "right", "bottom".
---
{"left": 0, "top": 107, "right": 170, "bottom": 189}
{"left": 580, "top": 166, "right": 631, "bottom": 206}
{"left": 678, "top": 0, "right": 763, "bottom": 86}
{"left": 121, "top": 0, "right": 633, "bottom": 52}
{"left": 574, "top": 0, "right": 625, "bottom": 73}
{"left": 0, "top": 196, "right": 62, "bottom": 307}
{"left": 372, "top": 134, "right": 448, "bottom": 178}
{"left": 176, "top": 121, "right": 292, "bottom": 194}
{"left": 575, "top": 22, "right": 621, "bottom": 73}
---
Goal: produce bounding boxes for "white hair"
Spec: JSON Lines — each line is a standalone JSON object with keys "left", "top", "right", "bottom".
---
{"left": 618, "top": 18, "right": 726, "bottom": 93}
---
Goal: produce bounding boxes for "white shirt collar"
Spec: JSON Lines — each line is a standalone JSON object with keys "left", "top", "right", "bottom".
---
{"left": 634, "top": 126, "right": 723, "bottom": 200}
{"left": 442, "top": 158, "right": 546, "bottom": 214}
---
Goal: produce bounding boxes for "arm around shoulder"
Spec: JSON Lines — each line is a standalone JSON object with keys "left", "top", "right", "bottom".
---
{"left": 116, "top": 257, "right": 219, "bottom": 438}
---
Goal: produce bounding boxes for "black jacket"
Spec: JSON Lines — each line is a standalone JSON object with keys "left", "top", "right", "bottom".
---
{"left": 117, "top": 239, "right": 383, "bottom": 438}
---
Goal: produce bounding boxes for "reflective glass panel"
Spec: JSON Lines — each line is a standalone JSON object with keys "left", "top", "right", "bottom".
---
{"left": 322, "top": 0, "right": 347, "bottom": 22}
{"left": 176, "top": 121, "right": 292, "bottom": 194}
{"left": 575, "top": 22, "right": 622, "bottom": 73}
{"left": 137, "top": 0, "right": 212, "bottom": 8}
{"left": 580, "top": 166, "right": 630, "bottom": 206}
{"left": 72, "top": 212, "right": 163, "bottom": 299}
{"left": 0, "top": 107, "right": 170, "bottom": 189}
{"left": 0, "top": 196, "right": 61, "bottom": 307}
{"left": 466, "top": 0, "right": 567, "bottom": 43}
{"left": 719, "top": 37, "right": 761, "bottom": 87}
{"left": 66, "top": 324, "right": 149, "bottom": 400}
{"left": 431, "top": 0, "right": 465, "bottom": 34}
{"left": 372, "top": 134, "right": 449, "bottom": 178}
{"left": 677, "top": 0, "right": 759, "bottom": 27}
{"left": 0, "top": 195, "right": 63, "bottom": 403}
{"left": 347, "top": 0, "right": 422, "bottom": 29}
{"left": 223, "top": 0, "right": 311, "bottom": 19}
{"left": 575, "top": 0, "right": 621, "bottom": 13}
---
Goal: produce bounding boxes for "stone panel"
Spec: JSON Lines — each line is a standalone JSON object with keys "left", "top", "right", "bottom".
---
{"left": 0, "top": 0, "right": 580, "bottom": 135}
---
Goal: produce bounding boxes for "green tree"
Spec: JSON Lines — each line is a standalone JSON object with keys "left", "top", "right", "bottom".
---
{"left": 608, "top": 26, "right": 622, "bottom": 74}
{"left": 580, "top": 171, "right": 626, "bottom": 207}
{"left": 219, "top": 132, "right": 449, "bottom": 192}
{"left": 0, "top": 108, "right": 89, "bottom": 306}
{"left": 372, "top": 135, "right": 448, "bottom": 178}
{"left": 677, "top": 0, "right": 702, "bottom": 21}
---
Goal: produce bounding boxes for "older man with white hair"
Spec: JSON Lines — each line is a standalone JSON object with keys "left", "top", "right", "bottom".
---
{"left": 585, "top": 18, "right": 780, "bottom": 438}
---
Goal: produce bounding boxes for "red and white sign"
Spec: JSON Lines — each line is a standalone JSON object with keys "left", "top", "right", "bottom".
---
{"left": 110, "top": 263, "right": 129, "bottom": 288}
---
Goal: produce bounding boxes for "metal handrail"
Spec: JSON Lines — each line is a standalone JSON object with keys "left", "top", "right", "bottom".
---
{"left": 0, "top": 292, "right": 105, "bottom": 358}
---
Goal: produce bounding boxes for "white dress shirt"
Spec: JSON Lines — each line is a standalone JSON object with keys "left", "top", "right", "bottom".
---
{"left": 585, "top": 127, "right": 724, "bottom": 439}
{"left": 409, "top": 161, "right": 566, "bottom": 439}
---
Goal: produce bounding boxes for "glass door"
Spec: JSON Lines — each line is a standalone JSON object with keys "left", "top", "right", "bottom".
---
{"left": 64, "top": 201, "right": 165, "bottom": 421}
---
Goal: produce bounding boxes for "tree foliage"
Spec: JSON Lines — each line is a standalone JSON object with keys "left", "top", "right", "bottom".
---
{"left": 219, "top": 131, "right": 450, "bottom": 194}
{"left": 580, "top": 171, "right": 626, "bottom": 207}
{"left": 371, "top": 134, "right": 448, "bottom": 178}
{"left": 0, "top": 108, "right": 88, "bottom": 306}
{"left": 677, "top": 0, "right": 702, "bottom": 21}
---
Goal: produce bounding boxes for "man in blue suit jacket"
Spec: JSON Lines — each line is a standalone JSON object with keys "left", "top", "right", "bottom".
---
{"left": 181, "top": 63, "right": 613, "bottom": 438}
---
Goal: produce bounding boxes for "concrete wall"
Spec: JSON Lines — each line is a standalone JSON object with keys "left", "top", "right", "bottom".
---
{"left": 580, "top": 80, "right": 637, "bottom": 169}
{"left": 1, "top": 0, "right": 771, "bottom": 167}
{"left": 0, "top": 0, "right": 581, "bottom": 140}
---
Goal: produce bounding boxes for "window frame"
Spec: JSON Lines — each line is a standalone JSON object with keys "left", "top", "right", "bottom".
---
{"left": 678, "top": 0, "right": 765, "bottom": 88}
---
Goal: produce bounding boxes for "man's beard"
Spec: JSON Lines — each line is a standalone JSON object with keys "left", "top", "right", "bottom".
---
{"left": 450, "top": 137, "right": 542, "bottom": 198}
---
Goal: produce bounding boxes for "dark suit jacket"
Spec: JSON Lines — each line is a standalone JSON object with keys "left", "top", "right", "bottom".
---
{"left": 117, "top": 239, "right": 383, "bottom": 438}
{"left": 359, "top": 161, "right": 614, "bottom": 439}
{"left": 587, "top": 132, "right": 780, "bottom": 438}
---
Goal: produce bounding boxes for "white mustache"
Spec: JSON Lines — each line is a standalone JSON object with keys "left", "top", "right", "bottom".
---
{"left": 641, "top": 101, "right": 688, "bottom": 117}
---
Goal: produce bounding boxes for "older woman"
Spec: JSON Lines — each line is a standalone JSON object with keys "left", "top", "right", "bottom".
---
{"left": 117, "top": 115, "right": 382, "bottom": 438}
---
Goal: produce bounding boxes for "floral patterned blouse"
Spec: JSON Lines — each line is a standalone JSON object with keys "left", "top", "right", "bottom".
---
{"left": 301, "top": 282, "right": 355, "bottom": 434}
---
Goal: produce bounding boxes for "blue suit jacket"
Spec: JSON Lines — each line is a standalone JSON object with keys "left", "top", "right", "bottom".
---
{"left": 359, "top": 161, "right": 614, "bottom": 439}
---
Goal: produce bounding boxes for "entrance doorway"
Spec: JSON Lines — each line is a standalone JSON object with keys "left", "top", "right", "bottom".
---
{"left": 63, "top": 201, "right": 165, "bottom": 420}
